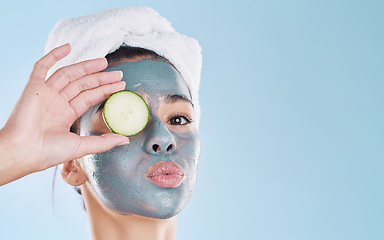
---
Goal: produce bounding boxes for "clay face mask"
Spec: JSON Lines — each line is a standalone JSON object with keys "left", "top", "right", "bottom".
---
{"left": 79, "top": 60, "right": 200, "bottom": 219}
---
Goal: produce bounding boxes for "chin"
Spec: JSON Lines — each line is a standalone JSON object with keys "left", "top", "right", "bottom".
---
{"left": 107, "top": 200, "right": 186, "bottom": 219}
{"left": 103, "top": 184, "right": 196, "bottom": 220}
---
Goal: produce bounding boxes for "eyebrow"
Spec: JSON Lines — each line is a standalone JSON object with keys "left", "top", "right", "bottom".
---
{"left": 164, "top": 94, "right": 194, "bottom": 108}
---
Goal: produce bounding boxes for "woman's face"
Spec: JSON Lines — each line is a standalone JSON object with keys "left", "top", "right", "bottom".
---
{"left": 79, "top": 60, "right": 200, "bottom": 219}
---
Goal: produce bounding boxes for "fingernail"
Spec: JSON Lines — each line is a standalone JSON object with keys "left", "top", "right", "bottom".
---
{"left": 117, "top": 140, "right": 130, "bottom": 146}
{"left": 58, "top": 43, "right": 71, "bottom": 52}
{"left": 103, "top": 58, "right": 108, "bottom": 67}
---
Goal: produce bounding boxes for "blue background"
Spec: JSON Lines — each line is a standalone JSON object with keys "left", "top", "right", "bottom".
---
{"left": 0, "top": 0, "right": 383, "bottom": 239}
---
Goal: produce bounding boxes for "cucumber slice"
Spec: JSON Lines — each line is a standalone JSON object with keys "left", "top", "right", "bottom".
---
{"left": 103, "top": 90, "right": 149, "bottom": 137}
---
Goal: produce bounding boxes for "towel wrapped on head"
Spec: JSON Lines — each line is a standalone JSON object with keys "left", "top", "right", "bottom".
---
{"left": 45, "top": 6, "right": 202, "bottom": 126}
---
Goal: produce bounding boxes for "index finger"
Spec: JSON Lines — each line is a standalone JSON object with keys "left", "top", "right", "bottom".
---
{"left": 45, "top": 58, "right": 108, "bottom": 91}
{"left": 29, "top": 43, "right": 71, "bottom": 82}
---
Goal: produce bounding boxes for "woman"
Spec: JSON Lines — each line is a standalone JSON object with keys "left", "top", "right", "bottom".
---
{"left": 0, "top": 7, "right": 202, "bottom": 240}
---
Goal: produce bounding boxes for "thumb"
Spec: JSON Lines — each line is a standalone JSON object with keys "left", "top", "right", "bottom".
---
{"left": 74, "top": 133, "right": 129, "bottom": 158}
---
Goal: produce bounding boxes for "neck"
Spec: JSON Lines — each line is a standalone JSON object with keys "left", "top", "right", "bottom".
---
{"left": 81, "top": 184, "right": 177, "bottom": 240}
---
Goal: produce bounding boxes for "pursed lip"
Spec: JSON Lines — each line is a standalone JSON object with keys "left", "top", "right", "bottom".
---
{"left": 146, "top": 161, "right": 185, "bottom": 188}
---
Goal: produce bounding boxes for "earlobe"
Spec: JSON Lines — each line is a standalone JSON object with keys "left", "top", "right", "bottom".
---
{"left": 61, "top": 160, "right": 87, "bottom": 186}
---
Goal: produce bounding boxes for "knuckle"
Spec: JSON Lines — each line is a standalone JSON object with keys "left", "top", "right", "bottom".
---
{"left": 59, "top": 67, "right": 75, "bottom": 82}
{"left": 97, "top": 75, "right": 103, "bottom": 85}
{"left": 83, "top": 77, "right": 94, "bottom": 89}
{"left": 100, "top": 86, "right": 110, "bottom": 98}
{"left": 34, "top": 53, "right": 56, "bottom": 71}
{"left": 82, "top": 94, "right": 93, "bottom": 109}
{"left": 59, "top": 89, "right": 70, "bottom": 102}
{"left": 81, "top": 64, "right": 88, "bottom": 74}
{"left": 76, "top": 79, "right": 85, "bottom": 92}
{"left": 69, "top": 101, "right": 80, "bottom": 119}
{"left": 33, "top": 58, "right": 46, "bottom": 70}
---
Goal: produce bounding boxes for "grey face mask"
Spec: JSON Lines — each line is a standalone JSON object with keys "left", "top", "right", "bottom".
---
{"left": 79, "top": 60, "right": 200, "bottom": 219}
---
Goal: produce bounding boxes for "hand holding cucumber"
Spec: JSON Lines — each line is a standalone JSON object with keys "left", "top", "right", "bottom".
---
{"left": 0, "top": 44, "right": 130, "bottom": 186}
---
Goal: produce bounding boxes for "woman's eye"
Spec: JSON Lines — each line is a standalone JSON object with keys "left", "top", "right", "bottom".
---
{"left": 168, "top": 115, "right": 191, "bottom": 126}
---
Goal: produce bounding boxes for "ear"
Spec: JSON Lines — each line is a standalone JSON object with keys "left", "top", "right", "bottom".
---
{"left": 61, "top": 160, "right": 87, "bottom": 186}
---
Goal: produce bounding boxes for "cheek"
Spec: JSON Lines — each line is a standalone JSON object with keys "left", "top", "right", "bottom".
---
{"left": 176, "top": 131, "right": 200, "bottom": 158}
{"left": 90, "top": 110, "right": 112, "bottom": 134}
{"left": 79, "top": 104, "right": 111, "bottom": 136}
{"left": 82, "top": 133, "right": 156, "bottom": 184}
{"left": 174, "top": 133, "right": 201, "bottom": 177}
{"left": 82, "top": 147, "right": 138, "bottom": 188}
{"left": 84, "top": 144, "right": 143, "bottom": 175}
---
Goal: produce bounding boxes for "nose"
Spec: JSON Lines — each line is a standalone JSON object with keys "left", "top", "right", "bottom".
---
{"left": 144, "top": 119, "right": 176, "bottom": 155}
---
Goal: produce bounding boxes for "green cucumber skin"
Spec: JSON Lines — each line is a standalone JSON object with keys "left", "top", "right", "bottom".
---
{"left": 103, "top": 90, "right": 149, "bottom": 137}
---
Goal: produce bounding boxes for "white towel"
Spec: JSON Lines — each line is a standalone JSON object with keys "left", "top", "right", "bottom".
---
{"left": 45, "top": 6, "right": 202, "bottom": 126}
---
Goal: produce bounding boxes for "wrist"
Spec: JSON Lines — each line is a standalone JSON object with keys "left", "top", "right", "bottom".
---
{"left": 0, "top": 128, "right": 32, "bottom": 186}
